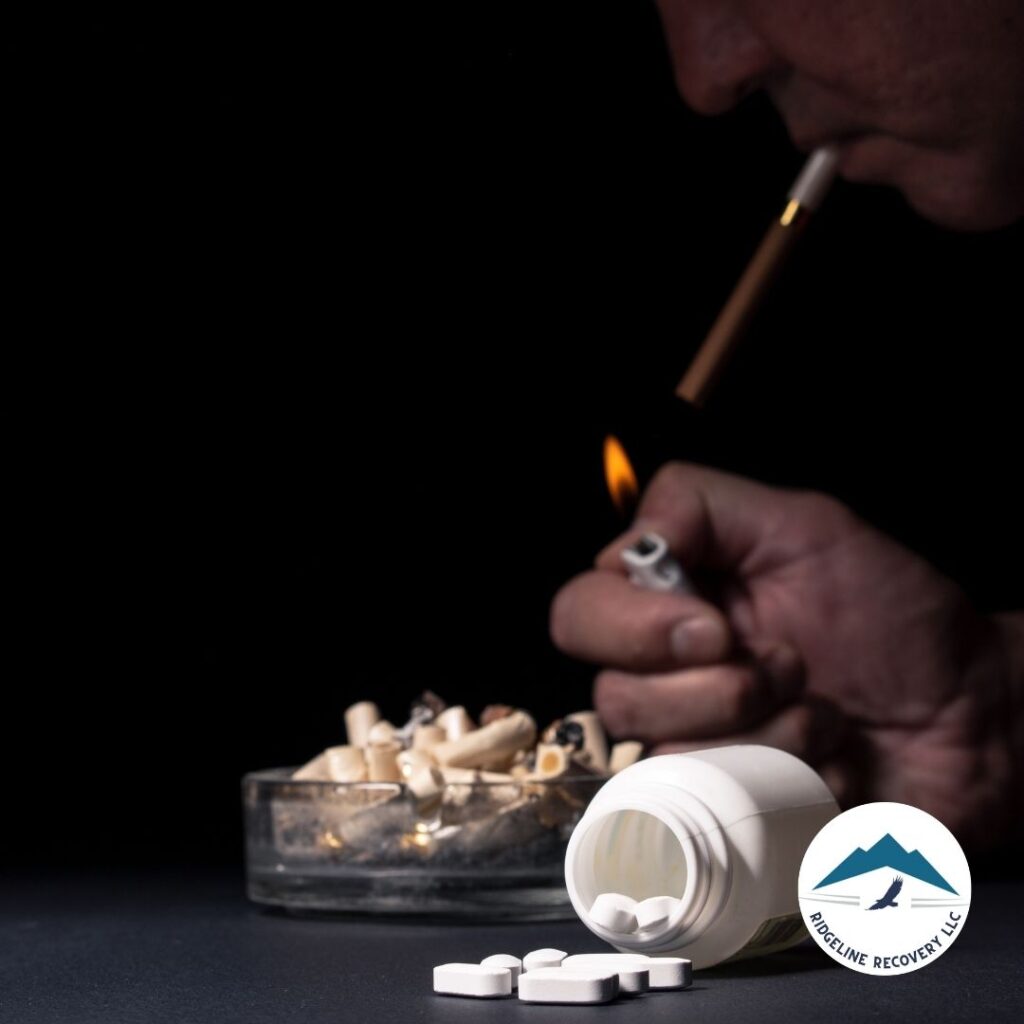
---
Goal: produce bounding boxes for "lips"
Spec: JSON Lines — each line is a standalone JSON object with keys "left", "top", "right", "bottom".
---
{"left": 829, "top": 135, "right": 911, "bottom": 188}
{"left": 790, "top": 129, "right": 865, "bottom": 155}
{"left": 786, "top": 127, "right": 896, "bottom": 188}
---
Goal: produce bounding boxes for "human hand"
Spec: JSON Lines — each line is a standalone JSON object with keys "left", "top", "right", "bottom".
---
{"left": 551, "top": 462, "right": 1021, "bottom": 848}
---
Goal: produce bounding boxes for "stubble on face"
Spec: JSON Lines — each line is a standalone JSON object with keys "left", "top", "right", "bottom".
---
{"left": 656, "top": 0, "right": 1024, "bottom": 229}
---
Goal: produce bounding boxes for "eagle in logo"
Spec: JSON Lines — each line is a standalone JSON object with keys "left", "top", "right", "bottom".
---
{"left": 867, "top": 875, "right": 903, "bottom": 910}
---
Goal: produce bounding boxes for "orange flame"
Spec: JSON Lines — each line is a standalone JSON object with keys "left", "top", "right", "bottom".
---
{"left": 604, "top": 435, "right": 638, "bottom": 517}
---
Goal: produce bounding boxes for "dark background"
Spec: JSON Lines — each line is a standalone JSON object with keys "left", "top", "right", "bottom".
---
{"left": 4, "top": 3, "right": 1021, "bottom": 869}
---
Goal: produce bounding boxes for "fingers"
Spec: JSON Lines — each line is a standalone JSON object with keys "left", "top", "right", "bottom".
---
{"left": 648, "top": 695, "right": 849, "bottom": 767}
{"left": 551, "top": 569, "right": 731, "bottom": 672}
{"left": 595, "top": 461, "right": 860, "bottom": 583}
{"left": 817, "top": 758, "right": 859, "bottom": 807}
{"left": 595, "top": 462, "right": 789, "bottom": 576}
{"left": 594, "top": 643, "right": 805, "bottom": 744}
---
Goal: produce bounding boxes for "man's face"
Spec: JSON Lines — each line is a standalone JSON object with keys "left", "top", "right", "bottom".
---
{"left": 655, "top": 0, "right": 1024, "bottom": 229}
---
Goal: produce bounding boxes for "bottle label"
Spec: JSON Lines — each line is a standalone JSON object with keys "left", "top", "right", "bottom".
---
{"left": 726, "top": 912, "right": 808, "bottom": 963}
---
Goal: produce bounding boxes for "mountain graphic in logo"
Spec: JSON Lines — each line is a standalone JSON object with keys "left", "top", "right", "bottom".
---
{"left": 813, "top": 833, "right": 957, "bottom": 894}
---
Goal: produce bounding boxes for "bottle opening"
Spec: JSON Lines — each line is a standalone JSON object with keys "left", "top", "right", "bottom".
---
{"left": 573, "top": 808, "right": 688, "bottom": 909}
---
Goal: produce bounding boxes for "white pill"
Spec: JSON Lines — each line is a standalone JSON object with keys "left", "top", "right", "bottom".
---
{"left": 588, "top": 962, "right": 649, "bottom": 994}
{"left": 480, "top": 954, "right": 522, "bottom": 987}
{"left": 432, "top": 963, "right": 511, "bottom": 998}
{"left": 522, "top": 947, "right": 567, "bottom": 971}
{"left": 563, "top": 953, "right": 692, "bottom": 989}
{"left": 589, "top": 892, "right": 638, "bottom": 933}
{"left": 517, "top": 967, "right": 619, "bottom": 1004}
{"left": 635, "top": 895, "right": 680, "bottom": 931}
{"left": 550, "top": 954, "right": 649, "bottom": 993}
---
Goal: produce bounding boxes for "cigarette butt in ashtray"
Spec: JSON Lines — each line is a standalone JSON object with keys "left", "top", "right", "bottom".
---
{"left": 344, "top": 701, "right": 381, "bottom": 747}
{"left": 407, "top": 763, "right": 445, "bottom": 803}
{"left": 412, "top": 724, "right": 446, "bottom": 751}
{"left": 367, "top": 720, "right": 398, "bottom": 745}
{"left": 609, "top": 741, "right": 643, "bottom": 774}
{"left": 438, "top": 766, "right": 480, "bottom": 784}
{"left": 432, "top": 711, "right": 537, "bottom": 769}
{"left": 397, "top": 748, "right": 434, "bottom": 779}
{"left": 365, "top": 740, "right": 403, "bottom": 782}
{"left": 435, "top": 705, "right": 476, "bottom": 741}
{"left": 530, "top": 743, "right": 577, "bottom": 780}
{"left": 480, "top": 704, "right": 515, "bottom": 726}
{"left": 326, "top": 745, "right": 369, "bottom": 782}
{"left": 621, "top": 533, "right": 693, "bottom": 594}
{"left": 563, "top": 711, "right": 609, "bottom": 773}
{"left": 292, "top": 744, "right": 368, "bottom": 782}
{"left": 292, "top": 750, "right": 332, "bottom": 781}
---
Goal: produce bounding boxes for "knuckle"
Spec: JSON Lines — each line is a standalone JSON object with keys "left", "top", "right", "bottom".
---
{"left": 721, "top": 666, "right": 764, "bottom": 724}
{"left": 624, "top": 604, "right": 665, "bottom": 666}
{"left": 787, "top": 490, "right": 859, "bottom": 538}
{"left": 549, "top": 577, "right": 582, "bottom": 651}
{"left": 593, "top": 672, "right": 638, "bottom": 737}
{"left": 787, "top": 703, "right": 816, "bottom": 755}
{"left": 648, "top": 460, "right": 692, "bottom": 499}
{"left": 758, "top": 642, "right": 806, "bottom": 694}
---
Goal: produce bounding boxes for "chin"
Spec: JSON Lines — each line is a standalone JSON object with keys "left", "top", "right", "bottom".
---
{"left": 840, "top": 136, "right": 1022, "bottom": 231}
{"left": 903, "top": 187, "right": 1022, "bottom": 232}
{"left": 897, "top": 151, "right": 1022, "bottom": 232}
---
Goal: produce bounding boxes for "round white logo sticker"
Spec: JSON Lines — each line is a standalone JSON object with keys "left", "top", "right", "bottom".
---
{"left": 798, "top": 802, "right": 971, "bottom": 976}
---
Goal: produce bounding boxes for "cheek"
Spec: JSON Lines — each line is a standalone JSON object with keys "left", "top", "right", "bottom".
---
{"left": 745, "top": 0, "right": 971, "bottom": 134}
{"left": 742, "top": 0, "right": 890, "bottom": 91}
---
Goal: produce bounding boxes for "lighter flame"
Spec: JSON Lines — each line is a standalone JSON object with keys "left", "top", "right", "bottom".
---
{"left": 604, "top": 435, "right": 638, "bottom": 517}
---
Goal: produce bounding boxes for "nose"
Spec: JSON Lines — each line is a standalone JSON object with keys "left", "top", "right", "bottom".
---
{"left": 655, "top": 0, "right": 785, "bottom": 115}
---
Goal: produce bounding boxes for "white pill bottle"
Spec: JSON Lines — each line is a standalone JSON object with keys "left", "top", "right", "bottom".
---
{"left": 564, "top": 745, "right": 838, "bottom": 969}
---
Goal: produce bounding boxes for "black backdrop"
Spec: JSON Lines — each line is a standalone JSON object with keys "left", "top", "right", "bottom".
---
{"left": 5, "top": 3, "right": 1021, "bottom": 868}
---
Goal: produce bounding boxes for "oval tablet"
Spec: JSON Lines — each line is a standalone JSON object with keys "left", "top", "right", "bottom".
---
{"left": 589, "top": 892, "right": 638, "bottom": 933}
{"left": 480, "top": 954, "right": 522, "bottom": 987}
{"left": 522, "top": 947, "right": 567, "bottom": 971}
{"left": 433, "top": 963, "right": 511, "bottom": 998}
{"left": 635, "top": 895, "right": 680, "bottom": 931}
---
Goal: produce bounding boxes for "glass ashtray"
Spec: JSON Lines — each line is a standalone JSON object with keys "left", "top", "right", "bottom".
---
{"left": 242, "top": 768, "right": 607, "bottom": 919}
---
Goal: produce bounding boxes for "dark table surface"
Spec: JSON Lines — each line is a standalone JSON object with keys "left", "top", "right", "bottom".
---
{"left": 1, "top": 870, "right": 1022, "bottom": 1024}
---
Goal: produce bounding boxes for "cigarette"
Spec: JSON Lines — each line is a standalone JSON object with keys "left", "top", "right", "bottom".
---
{"left": 562, "top": 711, "right": 609, "bottom": 773}
{"left": 366, "top": 720, "right": 398, "bottom": 746}
{"left": 608, "top": 741, "right": 643, "bottom": 774}
{"left": 480, "top": 704, "right": 516, "bottom": 726}
{"left": 365, "top": 740, "right": 403, "bottom": 782}
{"left": 292, "top": 750, "right": 332, "bottom": 781}
{"left": 344, "top": 701, "right": 381, "bottom": 748}
{"left": 325, "top": 745, "right": 369, "bottom": 782}
{"left": 531, "top": 743, "right": 575, "bottom": 779}
{"left": 434, "top": 705, "right": 476, "bottom": 741}
{"left": 676, "top": 146, "right": 839, "bottom": 407}
{"left": 395, "top": 689, "right": 446, "bottom": 745}
{"left": 292, "top": 745, "right": 369, "bottom": 782}
{"left": 621, "top": 532, "right": 693, "bottom": 594}
{"left": 406, "top": 763, "right": 445, "bottom": 803}
{"left": 432, "top": 710, "right": 537, "bottom": 769}
{"left": 411, "top": 724, "right": 446, "bottom": 751}
{"left": 396, "top": 748, "right": 434, "bottom": 779}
